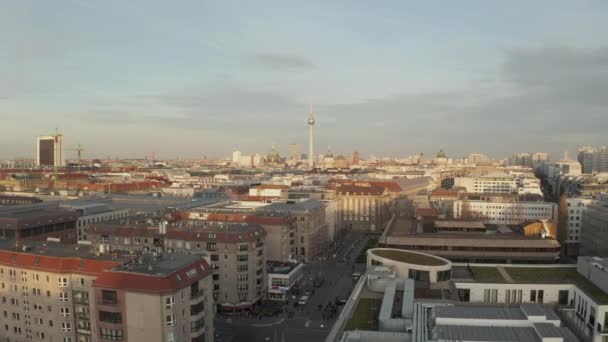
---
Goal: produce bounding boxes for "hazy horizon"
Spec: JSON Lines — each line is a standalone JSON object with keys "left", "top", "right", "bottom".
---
{"left": 2, "top": 1, "right": 607, "bottom": 160}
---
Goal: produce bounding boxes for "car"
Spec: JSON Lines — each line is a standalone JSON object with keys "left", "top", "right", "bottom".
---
{"left": 298, "top": 296, "right": 309, "bottom": 305}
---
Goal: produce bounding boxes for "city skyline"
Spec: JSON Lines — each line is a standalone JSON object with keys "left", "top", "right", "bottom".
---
{"left": 1, "top": 1, "right": 608, "bottom": 159}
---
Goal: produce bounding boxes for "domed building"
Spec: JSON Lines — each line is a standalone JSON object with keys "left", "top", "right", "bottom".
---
{"left": 264, "top": 145, "right": 283, "bottom": 165}
{"left": 323, "top": 147, "right": 335, "bottom": 168}
{"left": 435, "top": 148, "right": 448, "bottom": 165}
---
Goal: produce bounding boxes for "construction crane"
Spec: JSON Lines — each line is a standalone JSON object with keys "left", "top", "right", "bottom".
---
{"left": 67, "top": 143, "right": 85, "bottom": 172}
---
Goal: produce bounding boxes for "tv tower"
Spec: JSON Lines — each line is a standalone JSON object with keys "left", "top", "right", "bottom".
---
{"left": 308, "top": 104, "right": 315, "bottom": 169}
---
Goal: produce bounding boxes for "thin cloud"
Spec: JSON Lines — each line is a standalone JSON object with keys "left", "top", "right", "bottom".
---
{"left": 254, "top": 53, "right": 315, "bottom": 71}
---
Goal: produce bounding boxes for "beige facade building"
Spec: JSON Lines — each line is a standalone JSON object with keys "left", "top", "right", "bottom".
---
{"left": 335, "top": 183, "right": 392, "bottom": 233}
{"left": 258, "top": 200, "right": 327, "bottom": 262}
{"left": 87, "top": 220, "right": 268, "bottom": 314}
{"left": 0, "top": 240, "right": 214, "bottom": 342}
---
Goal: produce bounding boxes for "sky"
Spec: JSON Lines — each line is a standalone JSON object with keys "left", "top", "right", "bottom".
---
{"left": 1, "top": 1, "right": 608, "bottom": 160}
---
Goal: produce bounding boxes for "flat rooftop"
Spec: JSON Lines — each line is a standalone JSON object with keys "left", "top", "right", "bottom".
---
{"left": 0, "top": 239, "right": 127, "bottom": 262}
{"left": 369, "top": 249, "right": 448, "bottom": 266}
{"left": 109, "top": 253, "right": 203, "bottom": 277}
{"left": 465, "top": 266, "right": 608, "bottom": 304}
{"left": 267, "top": 261, "right": 301, "bottom": 275}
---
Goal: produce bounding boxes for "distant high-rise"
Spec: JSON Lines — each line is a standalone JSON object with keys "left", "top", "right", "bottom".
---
{"left": 288, "top": 143, "right": 301, "bottom": 161}
{"left": 308, "top": 105, "right": 315, "bottom": 169}
{"left": 36, "top": 133, "right": 64, "bottom": 167}
{"left": 352, "top": 151, "right": 360, "bottom": 165}
{"left": 578, "top": 146, "right": 608, "bottom": 174}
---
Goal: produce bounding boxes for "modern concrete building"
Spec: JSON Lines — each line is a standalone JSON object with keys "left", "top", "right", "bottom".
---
{"left": 580, "top": 199, "right": 608, "bottom": 257}
{"left": 0, "top": 240, "right": 215, "bottom": 342}
{"left": 578, "top": 146, "right": 608, "bottom": 174}
{"left": 452, "top": 194, "right": 558, "bottom": 225}
{"left": 454, "top": 262, "right": 608, "bottom": 342}
{"left": 367, "top": 248, "right": 452, "bottom": 288}
{"left": 267, "top": 261, "right": 303, "bottom": 301}
{"left": 37, "top": 134, "right": 65, "bottom": 167}
{"left": 380, "top": 217, "right": 561, "bottom": 263}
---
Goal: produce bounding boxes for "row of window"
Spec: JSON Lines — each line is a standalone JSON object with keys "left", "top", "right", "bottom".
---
{"left": 0, "top": 270, "right": 86, "bottom": 287}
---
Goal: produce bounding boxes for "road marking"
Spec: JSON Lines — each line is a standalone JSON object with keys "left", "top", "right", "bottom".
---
{"left": 305, "top": 320, "right": 311, "bottom": 328}
{"left": 251, "top": 318, "right": 285, "bottom": 327}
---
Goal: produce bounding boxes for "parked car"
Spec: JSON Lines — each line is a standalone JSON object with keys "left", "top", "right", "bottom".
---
{"left": 298, "top": 296, "right": 309, "bottom": 305}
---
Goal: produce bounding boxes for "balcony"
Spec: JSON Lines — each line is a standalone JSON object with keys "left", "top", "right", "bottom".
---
{"left": 190, "top": 290, "right": 205, "bottom": 304}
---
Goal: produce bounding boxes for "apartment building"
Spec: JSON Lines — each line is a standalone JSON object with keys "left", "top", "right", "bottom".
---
{"left": 174, "top": 206, "right": 296, "bottom": 262}
{"left": 0, "top": 240, "right": 214, "bottom": 342}
{"left": 164, "top": 223, "right": 267, "bottom": 313}
{"left": 87, "top": 220, "right": 267, "bottom": 314}
{"left": 257, "top": 199, "right": 327, "bottom": 262}
{"left": 453, "top": 194, "right": 558, "bottom": 225}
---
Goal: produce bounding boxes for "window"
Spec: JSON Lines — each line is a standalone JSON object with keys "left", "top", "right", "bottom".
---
{"left": 58, "top": 277, "right": 68, "bottom": 287}
{"left": 61, "top": 322, "right": 72, "bottom": 332}
{"left": 530, "top": 290, "right": 537, "bottom": 302}
{"left": 99, "top": 311, "right": 122, "bottom": 324}
{"left": 165, "top": 296, "right": 175, "bottom": 309}
{"left": 237, "top": 255, "right": 248, "bottom": 262}
{"left": 99, "top": 328, "right": 123, "bottom": 341}
{"left": 102, "top": 290, "right": 118, "bottom": 305}
{"left": 60, "top": 307, "right": 70, "bottom": 317}
{"left": 165, "top": 314, "right": 175, "bottom": 327}
{"left": 63, "top": 338, "right": 72, "bottom": 342}
{"left": 59, "top": 292, "right": 69, "bottom": 302}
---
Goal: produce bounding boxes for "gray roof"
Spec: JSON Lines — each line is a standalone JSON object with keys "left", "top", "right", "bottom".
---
{"left": 258, "top": 199, "right": 324, "bottom": 213}
{"left": 434, "top": 305, "right": 526, "bottom": 320}
{"left": 111, "top": 253, "right": 204, "bottom": 276}
{"left": 434, "top": 325, "right": 541, "bottom": 341}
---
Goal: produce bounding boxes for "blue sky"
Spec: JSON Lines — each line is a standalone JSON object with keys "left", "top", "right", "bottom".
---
{"left": 1, "top": 1, "right": 608, "bottom": 159}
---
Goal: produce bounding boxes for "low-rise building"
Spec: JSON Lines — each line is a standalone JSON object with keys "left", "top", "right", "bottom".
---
{"left": 0, "top": 203, "right": 78, "bottom": 243}
{"left": 267, "top": 261, "right": 304, "bottom": 301}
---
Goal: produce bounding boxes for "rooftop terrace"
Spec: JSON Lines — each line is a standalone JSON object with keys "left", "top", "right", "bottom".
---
{"left": 466, "top": 265, "right": 608, "bottom": 304}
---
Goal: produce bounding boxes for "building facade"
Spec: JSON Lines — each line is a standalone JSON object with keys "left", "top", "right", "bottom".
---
{"left": 0, "top": 240, "right": 214, "bottom": 342}
{"left": 37, "top": 134, "right": 65, "bottom": 167}
{"left": 335, "top": 183, "right": 392, "bottom": 233}
{"left": 453, "top": 196, "right": 558, "bottom": 225}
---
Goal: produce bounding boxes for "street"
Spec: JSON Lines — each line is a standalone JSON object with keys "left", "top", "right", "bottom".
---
{"left": 214, "top": 231, "right": 370, "bottom": 342}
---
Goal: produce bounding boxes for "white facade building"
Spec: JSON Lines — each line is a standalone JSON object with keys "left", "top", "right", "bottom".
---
{"left": 453, "top": 198, "right": 558, "bottom": 224}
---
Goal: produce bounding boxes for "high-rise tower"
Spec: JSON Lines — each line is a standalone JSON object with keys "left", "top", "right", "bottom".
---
{"left": 308, "top": 105, "right": 315, "bottom": 169}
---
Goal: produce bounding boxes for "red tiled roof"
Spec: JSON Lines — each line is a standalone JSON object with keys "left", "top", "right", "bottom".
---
{"left": 416, "top": 208, "right": 439, "bottom": 217}
{"left": 0, "top": 251, "right": 120, "bottom": 276}
{"left": 368, "top": 181, "right": 402, "bottom": 193}
{"left": 251, "top": 184, "right": 288, "bottom": 190}
{"left": 430, "top": 189, "right": 461, "bottom": 198}
{"left": 93, "top": 259, "right": 211, "bottom": 294}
